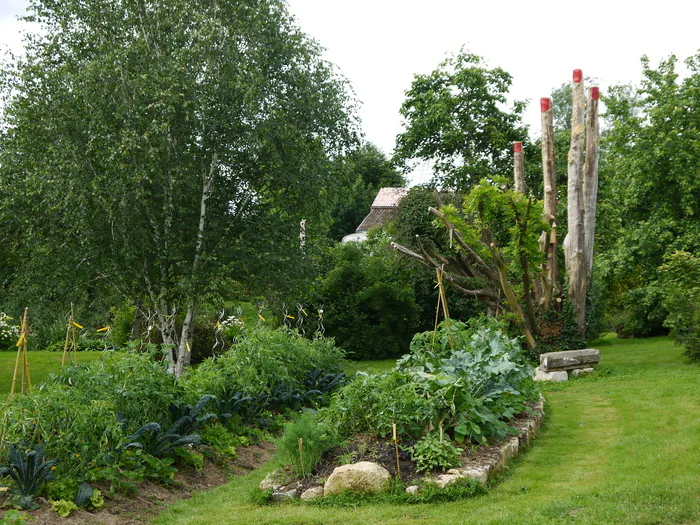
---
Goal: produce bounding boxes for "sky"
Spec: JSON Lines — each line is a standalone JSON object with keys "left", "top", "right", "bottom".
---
{"left": 2, "top": 0, "right": 699, "bottom": 183}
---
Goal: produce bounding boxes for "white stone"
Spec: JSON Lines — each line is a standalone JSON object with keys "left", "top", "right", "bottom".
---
{"left": 432, "top": 472, "right": 462, "bottom": 488}
{"left": 499, "top": 437, "right": 520, "bottom": 464}
{"left": 300, "top": 486, "right": 324, "bottom": 501}
{"left": 323, "top": 461, "right": 391, "bottom": 496}
{"left": 535, "top": 367, "right": 568, "bottom": 382}
{"left": 405, "top": 485, "right": 420, "bottom": 494}
{"left": 259, "top": 470, "right": 285, "bottom": 492}
{"left": 570, "top": 367, "right": 595, "bottom": 377}
{"left": 461, "top": 468, "right": 489, "bottom": 486}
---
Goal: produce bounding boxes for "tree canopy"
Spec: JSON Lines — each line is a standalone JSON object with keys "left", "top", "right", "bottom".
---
{"left": 393, "top": 51, "right": 529, "bottom": 191}
{"left": 0, "top": 0, "right": 358, "bottom": 374}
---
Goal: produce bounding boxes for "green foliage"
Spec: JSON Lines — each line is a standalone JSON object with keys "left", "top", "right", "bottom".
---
{"left": 51, "top": 499, "right": 78, "bottom": 518}
{"left": 320, "top": 320, "right": 538, "bottom": 448}
{"left": 318, "top": 372, "right": 436, "bottom": 439}
{"left": 407, "top": 432, "right": 463, "bottom": 472}
{"left": 109, "top": 303, "right": 136, "bottom": 346}
{"left": 0, "top": 510, "right": 29, "bottom": 525}
{"left": 328, "top": 142, "right": 406, "bottom": 240}
{"left": 599, "top": 53, "right": 700, "bottom": 338}
{"left": 185, "top": 328, "right": 345, "bottom": 401}
{"left": 279, "top": 413, "right": 335, "bottom": 478}
{"left": 314, "top": 231, "right": 420, "bottom": 360}
{"left": 122, "top": 422, "right": 201, "bottom": 459}
{"left": 0, "top": 0, "right": 358, "bottom": 370}
{"left": 394, "top": 50, "right": 528, "bottom": 190}
{"left": 199, "top": 424, "right": 246, "bottom": 458}
{"left": 659, "top": 251, "right": 700, "bottom": 361}
{"left": 0, "top": 445, "right": 57, "bottom": 510}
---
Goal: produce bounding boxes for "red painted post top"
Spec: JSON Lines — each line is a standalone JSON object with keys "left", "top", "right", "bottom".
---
{"left": 540, "top": 97, "right": 551, "bottom": 112}
{"left": 591, "top": 86, "right": 600, "bottom": 100}
{"left": 573, "top": 69, "right": 583, "bottom": 82}
{"left": 514, "top": 141, "right": 523, "bottom": 153}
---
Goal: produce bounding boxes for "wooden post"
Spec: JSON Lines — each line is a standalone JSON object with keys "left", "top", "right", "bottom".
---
{"left": 393, "top": 423, "right": 401, "bottom": 478}
{"left": 540, "top": 97, "right": 558, "bottom": 311}
{"left": 583, "top": 87, "right": 600, "bottom": 281}
{"left": 564, "top": 69, "right": 587, "bottom": 330}
{"left": 513, "top": 142, "right": 526, "bottom": 193}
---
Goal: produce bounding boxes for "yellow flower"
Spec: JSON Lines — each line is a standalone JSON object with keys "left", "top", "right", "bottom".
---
{"left": 51, "top": 466, "right": 57, "bottom": 470}
{"left": 75, "top": 454, "right": 80, "bottom": 458}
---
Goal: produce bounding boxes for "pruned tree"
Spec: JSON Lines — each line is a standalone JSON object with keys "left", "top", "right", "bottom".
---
{"left": 391, "top": 180, "right": 547, "bottom": 348}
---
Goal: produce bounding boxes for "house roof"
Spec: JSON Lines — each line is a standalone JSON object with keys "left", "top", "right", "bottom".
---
{"left": 370, "top": 187, "right": 408, "bottom": 208}
{"left": 355, "top": 187, "right": 408, "bottom": 232}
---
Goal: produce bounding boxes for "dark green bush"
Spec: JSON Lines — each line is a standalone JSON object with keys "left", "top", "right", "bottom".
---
{"left": 313, "top": 231, "right": 419, "bottom": 360}
{"left": 660, "top": 251, "right": 700, "bottom": 361}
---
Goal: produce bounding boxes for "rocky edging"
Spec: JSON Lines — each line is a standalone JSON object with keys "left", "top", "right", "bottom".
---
{"left": 260, "top": 396, "right": 545, "bottom": 501}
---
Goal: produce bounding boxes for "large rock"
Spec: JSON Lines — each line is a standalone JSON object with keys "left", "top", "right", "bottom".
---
{"left": 571, "top": 367, "right": 595, "bottom": 377}
{"left": 540, "top": 349, "right": 600, "bottom": 371}
{"left": 323, "top": 461, "right": 391, "bottom": 496}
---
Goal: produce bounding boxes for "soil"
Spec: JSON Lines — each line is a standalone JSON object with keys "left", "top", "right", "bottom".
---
{"left": 277, "top": 401, "right": 543, "bottom": 495}
{"left": 15, "top": 442, "right": 274, "bottom": 525}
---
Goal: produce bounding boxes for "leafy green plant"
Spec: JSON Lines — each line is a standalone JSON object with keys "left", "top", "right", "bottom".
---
{"left": 0, "top": 445, "right": 58, "bottom": 510}
{"left": 279, "top": 413, "right": 336, "bottom": 478}
{"left": 0, "top": 510, "right": 30, "bottom": 525}
{"left": 200, "top": 423, "right": 247, "bottom": 458}
{"left": 407, "top": 432, "right": 462, "bottom": 472}
{"left": 74, "top": 482, "right": 104, "bottom": 510}
{"left": 122, "top": 422, "right": 201, "bottom": 458}
{"left": 51, "top": 499, "right": 78, "bottom": 518}
{"left": 167, "top": 395, "right": 217, "bottom": 436}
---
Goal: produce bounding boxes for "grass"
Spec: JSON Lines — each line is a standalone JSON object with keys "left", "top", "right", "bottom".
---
{"left": 154, "top": 334, "right": 700, "bottom": 524}
{"left": 0, "top": 351, "right": 106, "bottom": 393}
{"left": 343, "top": 358, "right": 396, "bottom": 376}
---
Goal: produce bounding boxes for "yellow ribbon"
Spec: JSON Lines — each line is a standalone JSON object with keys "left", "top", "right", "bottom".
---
{"left": 72, "top": 321, "right": 84, "bottom": 329}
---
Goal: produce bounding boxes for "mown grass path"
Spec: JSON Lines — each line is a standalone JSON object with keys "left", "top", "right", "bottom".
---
{"left": 152, "top": 335, "right": 697, "bottom": 524}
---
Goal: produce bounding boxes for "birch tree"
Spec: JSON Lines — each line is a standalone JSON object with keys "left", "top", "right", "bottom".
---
{"left": 0, "top": 0, "right": 357, "bottom": 376}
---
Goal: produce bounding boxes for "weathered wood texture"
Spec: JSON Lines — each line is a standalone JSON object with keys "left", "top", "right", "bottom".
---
{"left": 540, "top": 348, "right": 600, "bottom": 371}
{"left": 564, "top": 69, "right": 587, "bottom": 330}
{"left": 514, "top": 141, "right": 526, "bottom": 193}
{"left": 540, "top": 97, "right": 558, "bottom": 310}
{"left": 583, "top": 87, "right": 600, "bottom": 278}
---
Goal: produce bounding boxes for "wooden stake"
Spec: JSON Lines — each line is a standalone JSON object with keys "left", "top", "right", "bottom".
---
{"left": 393, "top": 423, "right": 401, "bottom": 478}
{"left": 513, "top": 142, "right": 526, "bottom": 193}
{"left": 11, "top": 308, "right": 31, "bottom": 395}
{"left": 540, "top": 97, "right": 559, "bottom": 311}
{"left": 298, "top": 437, "right": 305, "bottom": 478}
{"left": 583, "top": 87, "right": 600, "bottom": 280}
{"left": 564, "top": 69, "right": 587, "bottom": 330}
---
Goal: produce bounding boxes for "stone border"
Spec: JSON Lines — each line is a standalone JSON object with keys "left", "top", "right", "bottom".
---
{"left": 426, "top": 396, "right": 545, "bottom": 489}
{"left": 261, "top": 396, "right": 546, "bottom": 499}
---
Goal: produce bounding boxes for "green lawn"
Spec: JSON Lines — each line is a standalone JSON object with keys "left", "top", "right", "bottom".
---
{"left": 0, "top": 351, "right": 107, "bottom": 393}
{"left": 154, "top": 334, "right": 700, "bottom": 525}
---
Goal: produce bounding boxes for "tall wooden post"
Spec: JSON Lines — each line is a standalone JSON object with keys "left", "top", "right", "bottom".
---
{"left": 513, "top": 141, "right": 526, "bottom": 193}
{"left": 564, "top": 69, "right": 587, "bottom": 330}
{"left": 583, "top": 87, "right": 600, "bottom": 280}
{"left": 540, "top": 97, "right": 558, "bottom": 311}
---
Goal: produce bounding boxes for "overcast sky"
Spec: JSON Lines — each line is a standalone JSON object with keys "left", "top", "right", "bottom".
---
{"left": 2, "top": 0, "right": 699, "bottom": 182}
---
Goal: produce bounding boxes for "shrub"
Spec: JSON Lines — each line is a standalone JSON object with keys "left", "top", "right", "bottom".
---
{"left": 660, "top": 251, "right": 700, "bottom": 361}
{"left": 0, "top": 445, "right": 57, "bottom": 510}
{"left": 313, "top": 232, "right": 420, "bottom": 360}
{"left": 184, "top": 328, "right": 345, "bottom": 401}
{"left": 407, "top": 432, "right": 462, "bottom": 472}
{"left": 279, "top": 413, "right": 335, "bottom": 478}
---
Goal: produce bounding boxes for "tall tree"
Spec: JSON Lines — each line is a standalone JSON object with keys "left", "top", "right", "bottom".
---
{"left": 0, "top": 0, "right": 357, "bottom": 375}
{"left": 328, "top": 143, "right": 405, "bottom": 240}
{"left": 598, "top": 53, "right": 700, "bottom": 337}
{"left": 393, "top": 50, "right": 528, "bottom": 191}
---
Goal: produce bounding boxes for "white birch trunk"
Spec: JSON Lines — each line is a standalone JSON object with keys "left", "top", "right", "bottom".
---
{"left": 513, "top": 142, "right": 526, "bottom": 193}
{"left": 583, "top": 87, "right": 600, "bottom": 280}
{"left": 173, "top": 152, "right": 218, "bottom": 378}
{"left": 540, "top": 97, "right": 558, "bottom": 311}
{"left": 564, "top": 69, "right": 587, "bottom": 330}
